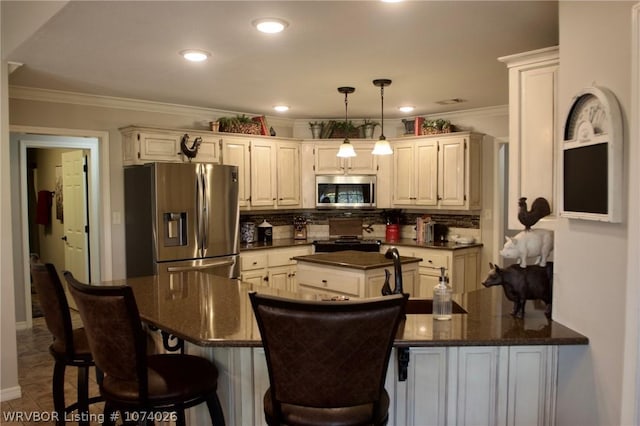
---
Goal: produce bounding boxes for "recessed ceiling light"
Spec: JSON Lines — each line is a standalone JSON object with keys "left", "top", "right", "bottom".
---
{"left": 381, "top": 0, "right": 403, "bottom": 3}
{"left": 179, "top": 49, "right": 211, "bottom": 62}
{"left": 253, "top": 18, "right": 289, "bottom": 34}
{"left": 273, "top": 105, "right": 289, "bottom": 112}
{"left": 398, "top": 106, "right": 415, "bottom": 113}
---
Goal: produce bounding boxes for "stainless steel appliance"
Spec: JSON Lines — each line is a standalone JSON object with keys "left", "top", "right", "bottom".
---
{"left": 313, "top": 218, "right": 381, "bottom": 252}
{"left": 124, "top": 163, "right": 240, "bottom": 278}
{"left": 312, "top": 238, "right": 382, "bottom": 253}
{"left": 316, "top": 175, "right": 376, "bottom": 208}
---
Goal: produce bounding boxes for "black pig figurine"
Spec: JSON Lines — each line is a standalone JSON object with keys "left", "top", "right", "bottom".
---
{"left": 482, "top": 262, "right": 553, "bottom": 319}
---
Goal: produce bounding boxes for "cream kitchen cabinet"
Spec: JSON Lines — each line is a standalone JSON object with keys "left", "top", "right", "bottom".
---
{"left": 382, "top": 245, "right": 481, "bottom": 296}
{"left": 239, "top": 245, "right": 312, "bottom": 291}
{"left": 391, "top": 132, "right": 482, "bottom": 210}
{"left": 499, "top": 46, "right": 559, "bottom": 229}
{"left": 250, "top": 139, "right": 301, "bottom": 209}
{"left": 121, "top": 126, "right": 220, "bottom": 165}
{"left": 221, "top": 137, "right": 251, "bottom": 208}
{"left": 397, "top": 345, "right": 558, "bottom": 426}
{"left": 313, "top": 140, "right": 378, "bottom": 175}
{"left": 295, "top": 260, "right": 419, "bottom": 299}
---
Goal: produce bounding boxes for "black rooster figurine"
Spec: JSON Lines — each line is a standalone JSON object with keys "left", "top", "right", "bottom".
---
{"left": 518, "top": 197, "right": 551, "bottom": 230}
{"left": 180, "top": 134, "right": 202, "bottom": 160}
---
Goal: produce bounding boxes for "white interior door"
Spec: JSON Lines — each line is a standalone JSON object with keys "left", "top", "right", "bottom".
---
{"left": 62, "top": 150, "right": 90, "bottom": 286}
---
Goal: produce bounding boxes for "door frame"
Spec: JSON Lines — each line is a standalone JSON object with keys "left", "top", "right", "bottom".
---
{"left": 12, "top": 125, "right": 112, "bottom": 329}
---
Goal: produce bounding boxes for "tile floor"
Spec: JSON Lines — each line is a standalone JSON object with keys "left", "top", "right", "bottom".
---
{"left": 0, "top": 313, "right": 106, "bottom": 426}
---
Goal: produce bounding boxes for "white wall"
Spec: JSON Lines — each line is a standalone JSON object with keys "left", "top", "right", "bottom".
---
{"left": 0, "top": 6, "right": 21, "bottom": 403}
{"left": 555, "top": 2, "right": 636, "bottom": 425}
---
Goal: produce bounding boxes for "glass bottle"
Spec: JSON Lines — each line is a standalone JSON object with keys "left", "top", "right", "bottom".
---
{"left": 433, "top": 268, "right": 452, "bottom": 321}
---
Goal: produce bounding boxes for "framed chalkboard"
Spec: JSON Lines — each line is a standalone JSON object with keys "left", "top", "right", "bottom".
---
{"left": 560, "top": 86, "right": 622, "bottom": 223}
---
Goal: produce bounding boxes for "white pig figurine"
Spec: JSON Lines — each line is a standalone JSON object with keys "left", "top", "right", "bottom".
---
{"left": 500, "top": 229, "right": 553, "bottom": 268}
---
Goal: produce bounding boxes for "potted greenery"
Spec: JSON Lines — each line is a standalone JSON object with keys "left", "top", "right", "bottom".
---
{"left": 359, "top": 119, "right": 379, "bottom": 139}
{"left": 332, "top": 120, "right": 359, "bottom": 138}
{"left": 309, "top": 121, "right": 324, "bottom": 139}
{"left": 217, "top": 114, "right": 261, "bottom": 134}
{"left": 422, "top": 118, "right": 452, "bottom": 135}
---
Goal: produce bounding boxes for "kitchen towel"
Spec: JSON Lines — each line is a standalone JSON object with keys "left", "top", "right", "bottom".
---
{"left": 36, "top": 190, "right": 53, "bottom": 225}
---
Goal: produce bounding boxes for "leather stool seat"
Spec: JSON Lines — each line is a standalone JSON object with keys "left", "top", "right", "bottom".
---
{"left": 101, "top": 354, "right": 219, "bottom": 406}
{"left": 264, "top": 388, "right": 390, "bottom": 426}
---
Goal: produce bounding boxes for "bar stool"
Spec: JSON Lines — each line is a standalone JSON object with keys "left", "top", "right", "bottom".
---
{"left": 64, "top": 271, "right": 225, "bottom": 426}
{"left": 29, "top": 258, "right": 102, "bottom": 425}
{"left": 250, "top": 292, "right": 406, "bottom": 426}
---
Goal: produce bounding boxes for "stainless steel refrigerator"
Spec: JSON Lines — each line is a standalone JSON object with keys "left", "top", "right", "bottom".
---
{"left": 124, "top": 162, "right": 240, "bottom": 278}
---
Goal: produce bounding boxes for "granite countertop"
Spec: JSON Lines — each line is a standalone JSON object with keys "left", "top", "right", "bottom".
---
{"left": 240, "top": 238, "right": 313, "bottom": 251}
{"left": 292, "top": 250, "right": 422, "bottom": 270}
{"left": 384, "top": 238, "right": 484, "bottom": 250}
{"left": 239, "top": 238, "right": 482, "bottom": 252}
{"left": 115, "top": 272, "right": 588, "bottom": 348}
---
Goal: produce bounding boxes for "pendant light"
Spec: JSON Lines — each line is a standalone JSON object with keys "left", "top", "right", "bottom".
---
{"left": 372, "top": 79, "right": 393, "bottom": 155}
{"left": 336, "top": 86, "right": 357, "bottom": 158}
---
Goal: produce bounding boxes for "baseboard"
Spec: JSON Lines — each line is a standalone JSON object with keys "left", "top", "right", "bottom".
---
{"left": 0, "top": 385, "right": 22, "bottom": 402}
{"left": 15, "top": 320, "right": 29, "bottom": 330}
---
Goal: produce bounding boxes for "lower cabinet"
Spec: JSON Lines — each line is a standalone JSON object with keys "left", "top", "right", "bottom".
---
{"left": 296, "top": 261, "right": 419, "bottom": 299}
{"left": 382, "top": 245, "right": 481, "bottom": 296}
{"left": 398, "top": 346, "right": 557, "bottom": 426}
{"left": 239, "top": 246, "right": 313, "bottom": 292}
{"left": 184, "top": 344, "right": 558, "bottom": 426}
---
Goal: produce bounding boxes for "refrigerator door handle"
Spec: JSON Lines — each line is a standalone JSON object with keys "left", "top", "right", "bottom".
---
{"left": 196, "top": 164, "right": 205, "bottom": 254}
{"left": 202, "top": 167, "right": 210, "bottom": 250}
{"left": 166, "top": 259, "right": 234, "bottom": 273}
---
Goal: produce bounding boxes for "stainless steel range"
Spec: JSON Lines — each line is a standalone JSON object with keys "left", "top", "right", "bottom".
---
{"left": 313, "top": 218, "right": 381, "bottom": 252}
{"left": 312, "top": 237, "right": 382, "bottom": 253}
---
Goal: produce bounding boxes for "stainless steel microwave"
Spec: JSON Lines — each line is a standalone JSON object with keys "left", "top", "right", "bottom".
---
{"left": 316, "top": 175, "right": 376, "bottom": 208}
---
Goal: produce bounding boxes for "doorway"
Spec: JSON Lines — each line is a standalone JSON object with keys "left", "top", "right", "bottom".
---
{"left": 12, "top": 131, "right": 105, "bottom": 329}
{"left": 26, "top": 147, "right": 90, "bottom": 314}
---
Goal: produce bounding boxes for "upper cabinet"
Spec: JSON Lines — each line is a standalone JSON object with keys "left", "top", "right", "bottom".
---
{"left": 121, "top": 126, "right": 220, "bottom": 165}
{"left": 221, "top": 137, "right": 251, "bottom": 208}
{"left": 391, "top": 132, "right": 482, "bottom": 210}
{"left": 499, "top": 46, "right": 559, "bottom": 229}
{"left": 220, "top": 136, "right": 301, "bottom": 210}
{"left": 314, "top": 140, "right": 378, "bottom": 175}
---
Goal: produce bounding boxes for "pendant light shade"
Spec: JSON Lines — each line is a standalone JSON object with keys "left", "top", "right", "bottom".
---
{"left": 337, "top": 140, "right": 357, "bottom": 157}
{"left": 372, "top": 79, "right": 393, "bottom": 156}
{"left": 372, "top": 139, "right": 393, "bottom": 155}
{"left": 336, "top": 86, "right": 357, "bottom": 158}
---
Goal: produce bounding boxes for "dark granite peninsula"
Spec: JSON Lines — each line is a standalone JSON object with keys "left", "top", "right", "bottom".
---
{"left": 116, "top": 271, "right": 587, "bottom": 426}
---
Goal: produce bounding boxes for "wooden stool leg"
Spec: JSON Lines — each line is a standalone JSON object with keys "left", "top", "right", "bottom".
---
{"left": 175, "top": 408, "right": 186, "bottom": 426}
{"left": 77, "top": 365, "right": 90, "bottom": 426}
{"left": 102, "top": 402, "right": 116, "bottom": 426}
{"left": 52, "top": 360, "right": 66, "bottom": 425}
{"left": 206, "top": 394, "right": 226, "bottom": 426}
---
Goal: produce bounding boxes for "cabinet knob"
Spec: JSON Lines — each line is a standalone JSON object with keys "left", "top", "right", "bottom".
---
{"left": 252, "top": 261, "right": 258, "bottom": 265}
{"left": 321, "top": 279, "right": 328, "bottom": 286}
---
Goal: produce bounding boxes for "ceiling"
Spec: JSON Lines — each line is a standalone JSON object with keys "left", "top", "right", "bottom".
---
{"left": 5, "top": 1, "right": 559, "bottom": 120}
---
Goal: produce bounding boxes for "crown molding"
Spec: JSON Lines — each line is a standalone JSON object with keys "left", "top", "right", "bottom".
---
{"left": 8, "top": 85, "right": 294, "bottom": 128}
{"left": 424, "top": 104, "right": 508, "bottom": 120}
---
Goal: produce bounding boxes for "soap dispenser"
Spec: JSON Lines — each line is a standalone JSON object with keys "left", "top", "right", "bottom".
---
{"left": 433, "top": 267, "right": 452, "bottom": 321}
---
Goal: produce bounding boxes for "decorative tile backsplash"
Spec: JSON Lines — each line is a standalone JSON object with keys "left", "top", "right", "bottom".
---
{"left": 240, "top": 210, "right": 480, "bottom": 229}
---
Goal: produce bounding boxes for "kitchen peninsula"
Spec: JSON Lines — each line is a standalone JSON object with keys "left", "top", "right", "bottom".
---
{"left": 120, "top": 271, "right": 587, "bottom": 426}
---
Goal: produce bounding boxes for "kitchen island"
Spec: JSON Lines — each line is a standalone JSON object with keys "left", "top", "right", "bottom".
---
{"left": 292, "top": 250, "right": 422, "bottom": 298}
{"left": 119, "top": 272, "right": 587, "bottom": 426}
